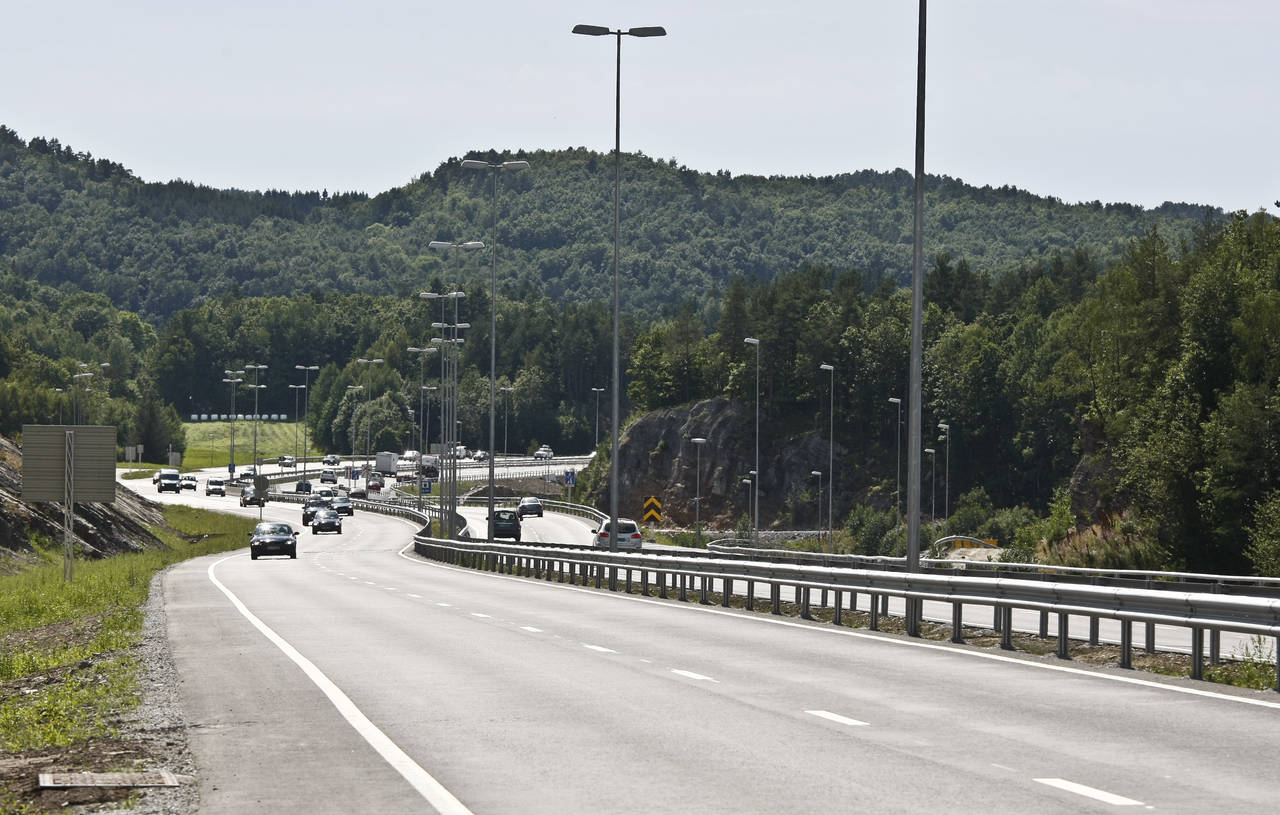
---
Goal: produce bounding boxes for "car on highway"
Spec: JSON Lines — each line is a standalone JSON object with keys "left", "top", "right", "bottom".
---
{"left": 279, "top": 455, "right": 296, "bottom": 468}
{"left": 152, "top": 470, "right": 162, "bottom": 484}
{"left": 517, "top": 497, "right": 544, "bottom": 518}
{"left": 205, "top": 477, "right": 226, "bottom": 497}
{"left": 156, "top": 469, "right": 182, "bottom": 494}
{"left": 489, "top": 509, "right": 522, "bottom": 541}
{"left": 180, "top": 474, "right": 198, "bottom": 490}
{"left": 367, "top": 477, "right": 383, "bottom": 493}
{"left": 239, "top": 486, "right": 265, "bottom": 507}
{"left": 349, "top": 487, "right": 368, "bottom": 499}
{"left": 295, "top": 480, "right": 312, "bottom": 494}
{"left": 533, "top": 445, "right": 554, "bottom": 460}
{"left": 322, "top": 454, "right": 341, "bottom": 467}
{"left": 330, "top": 495, "right": 354, "bottom": 516}
{"left": 591, "top": 518, "right": 643, "bottom": 550}
{"left": 320, "top": 469, "right": 337, "bottom": 484}
{"left": 472, "top": 449, "right": 489, "bottom": 462}
{"left": 249, "top": 521, "right": 297, "bottom": 560}
{"left": 302, "top": 496, "right": 332, "bottom": 525}
{"left": 310, "top": 509, "right": 343, "bottom": 535}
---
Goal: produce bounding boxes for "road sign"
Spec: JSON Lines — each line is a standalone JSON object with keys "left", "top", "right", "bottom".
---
{"left": 253, "top": 475, "right": 269, "bottom": 495}
{"left": 643, "top": 496, "right": 662, "bottom": 523}
{"left": 565, "top": 470, "right": 575, "bottom": 486}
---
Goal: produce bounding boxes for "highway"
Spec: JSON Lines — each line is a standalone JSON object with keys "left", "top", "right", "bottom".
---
{"left": 127, "top": 475, "right": 1280, "bottom": 813}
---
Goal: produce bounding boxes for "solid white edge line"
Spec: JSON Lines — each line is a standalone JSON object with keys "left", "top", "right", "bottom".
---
{"left": 805, "top": 709, "right": 869, "bottom": 727}
{"left": 397, "top": 542, "right": 1280, "bottom": 711}
{"left": 671, "top": 669, "right": 718, "bottom": 682}
{"left": 582, "top": 643, "right": 617, "bottom": 653}
{"left": 1034, "top": 777, "right": 1143, "bottom": 806}
{"left": 206, "top": 555, "right": 473, "bottom": 815}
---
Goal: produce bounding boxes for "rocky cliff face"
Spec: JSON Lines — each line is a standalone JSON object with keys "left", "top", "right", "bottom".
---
{"left": 597, "top": 397, "right": 839, "bottom": 530}
{"left": 0, "top": 434, "right": 166, "bottom": 573}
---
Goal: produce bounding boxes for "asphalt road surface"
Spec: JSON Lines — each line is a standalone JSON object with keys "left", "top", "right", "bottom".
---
{"left": 124, "top": 475, "right": 1280, "bottom": 813}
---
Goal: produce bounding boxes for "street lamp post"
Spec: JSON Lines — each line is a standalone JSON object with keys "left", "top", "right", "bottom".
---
{"left": 591, "top": 386, "right": 605, "bottom": 448}
{"left": 222, "top": 370, "right": 244, "bottom": 475}
{"left": 500, "top": 385, "right": 515, "bottom": 466}
{"left": 244, "top": 363, "right": 267, "bottom": 472}
{"left": 355, "top": 357, "right": 384, "bottom": 469}
{"left": 408, "top": 346, "right": 438, "bottom": 512}
{"left": 345, "top": 385, "right": 364, "bottom": 478}
{"left": 295, "top": 364, "right": 319, "bottom": 478}
{"left": 55, "top": 388, "right": 64, "bottom": 424}
{"left": 938, "top": 422, "right": 951, "bottom": 524}
{"left": 692, "top": 437, "right": 707, "bottom": 547}
{"left": 889, "top": 397, "right": 902, "bottom": 517}
{"left": 743, "top": 337, "right": 760, "bottom": 547}
{"left": 811, "top": 470, "right": 823, "bottom": 544}
{"left": 461, "top": 158, "right": 529, "bottom": 545}
{"left": 289, "top": 384, "right": 305, "bottom": 462}
{"left": 819, "top": 363, "right": 835, "bottom": 550}
{"left": 924, "top": 447, "right": 936, "bottom": 521}
{"left": 573, "top": 21, "right": 667, "bottom": 552}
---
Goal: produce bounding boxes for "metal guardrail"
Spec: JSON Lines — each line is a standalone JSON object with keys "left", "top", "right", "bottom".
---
{"left": 412, "top": 535, "right": 1280, "bottom": 690}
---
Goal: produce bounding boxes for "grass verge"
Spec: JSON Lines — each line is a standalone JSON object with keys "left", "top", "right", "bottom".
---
{"left": 0, "top": 505, "right": 255, "bottom": 812}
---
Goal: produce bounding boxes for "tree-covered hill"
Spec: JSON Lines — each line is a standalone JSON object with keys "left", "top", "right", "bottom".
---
{"left": 0, "top": 125, "right": 1220, "bottom": 322}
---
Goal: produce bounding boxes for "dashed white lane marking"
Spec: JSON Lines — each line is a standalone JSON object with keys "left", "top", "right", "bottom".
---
{"left": 436, "top": 603, "right": 452, "bottom": 607}
{"left": 671, "top": 669, "right": 718, "bottom": 683}
{"left": 206, "top": 556, "right": 473, "bottom": 815}
{"left": 805, "top": 710, "right": 869, "bottom": 727}
{"left": 582, "top": 644, "right": 617, "bottom": 653}
{"left": 407, "top": 594, "right": 422, "bottom": 599}
{"left": 384, "top": 587, "right": 396, "bottom": 591}
{"left": 364, "top": 581, "right": 377, "bottom": 585}
{"left": 1034, "top": 778, "right": 1143, "bottom": 806}
{"left": 991, "top": 763, "right": 1016, "bottom": 772}
{"left": 471, "top": 613, "right": 492, "bottom": 619}
{"left": 520, "top": 626, "right": 542, "bottom": 633}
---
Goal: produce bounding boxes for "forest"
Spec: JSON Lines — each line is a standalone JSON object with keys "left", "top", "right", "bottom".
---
{"left": 1, "top": 125, "right": 1277, "bottom": 576}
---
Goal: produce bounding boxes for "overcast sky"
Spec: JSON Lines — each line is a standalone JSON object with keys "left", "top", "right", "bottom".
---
{"left": 5, "top": 1, "right": 1276, "bottom": 212}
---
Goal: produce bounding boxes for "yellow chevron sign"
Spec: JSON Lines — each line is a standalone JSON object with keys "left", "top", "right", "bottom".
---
{"left": 643, "top": 496, "right": 662, "bottom": 523}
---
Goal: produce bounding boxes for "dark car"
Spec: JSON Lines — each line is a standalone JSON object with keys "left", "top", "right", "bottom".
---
{"left": 330, "top": 495, "right": 354, "bottom": 516}
{"left": 239, "top": 486, "right": 265, "bottom": 507}
{"left": 322, "top": 454, "right": 341, "bottom": 467}
{"left": 295, "top": 480, "right": 313, "bottom": 494}
{"left": 320, "top": 469, "right": 337, "bottom": 484}
{"left": 349, "top": 487, "right": 368, "bottom": 499}
{"left": 310, "top": 509, "right": 342, "bottom": 534}
{"left": 249, "top": 522, "right": 297, "bottom": 560}
{"left": 302, "top": 497, "right": 332, "bottom": 525}
{"left": 517, "top": 497, "right": 544, "bottom": 518}
{"left": 490, "top": 509, "right": 522, "bottom": 541}
{"left": 591, "top": 518, "right": 643, "bottom": 550}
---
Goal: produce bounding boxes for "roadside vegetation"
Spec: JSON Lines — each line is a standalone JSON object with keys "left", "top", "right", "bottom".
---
{"left": 0, "top": 506, "right": 254, "bottom": 812}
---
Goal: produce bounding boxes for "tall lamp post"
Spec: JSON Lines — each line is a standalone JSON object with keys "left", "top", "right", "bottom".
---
{"left": 244, "top": 363, "right": 267, "bottom": 472}
{"left": 691, "top": 437, "right": 707, "bottom": 547}
{"left": 924, "top": 447, "right": 936, "bottom": 521}
{"left": 345, "top": 385, "right": 364, "bottom": 478}
{"left": 289, "top": 384, "right": 305, "bottom": 461}
{"left": 811, "top": 470, "right": 823, "bottom": 544}
{"left": 461, "top": 158, "right": 529, "bottom": 544}
{"left": 889, "top": 397, "right": 902, "bottom": 517}
{"left": 295, "top": 364, "right": 319, "bottom": 478}
{"left": 408, "top": 346, "right": 438, "bottom": 512}
{"left": 500, "top": 385, "right": 515, "bottom": 466}
{"left": 355, "top": 357, "right": 384, "bottom": 468}
{"left": 819, "top": 363, "right": 835, "bottom": 550}
{"left": 222, "top": 370, "right": 244, "bottom": 475}
{"left": 573, "top": 21, "right": 667, "bottom": 552}
{"left": 743, "top": 337, "right": 760, "bottom": 547}
{"left": 937, "top": 422, "right": 950, "bottom": 524}
{"left": 591, "top": 386, "right": 605, "bottom": 448}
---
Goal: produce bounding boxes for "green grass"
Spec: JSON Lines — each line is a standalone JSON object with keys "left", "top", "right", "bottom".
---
{"left": 0, "top": 506, "right": 256, "bottom": 753}
{"left": 181, "top": 420, "right": 322, "bottom": 468}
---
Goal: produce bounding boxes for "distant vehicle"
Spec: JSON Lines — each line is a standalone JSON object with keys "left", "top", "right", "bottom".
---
{"left": 239, "top": 486, "right": 265, "bottom": 507}
{"left": 205, "top": 477, "right": 226, "bottom": 497}
{"left": 400, "top": 450, "right": 420, "bottom": 465}
{"left": 591, "top": 518, "right": 643, "bottom": 550}
{"left": 517, "top": 497, "right": 544, "bottom": 518}
{"left": 367, "top": 478, "right": 383, "bottom": 493}
{"left": 472, "top": 450, "right": 489, "bottom": 462}
{"left": 375, "top": 451, "right": 399, "bottom": 477}
{"left": 420, "top": 455, "right": 440, "bottom": 479}
{"left": 533, "top": 445, "right": 554, "bottom": 460}
{"left": 489, "top": 509, "right": 522, "bottom": 541}
{"left": 249, "top": 521, "right": 297, "bottom": 560}
{"left": 295, "top": 480, "right": 312, "bottom": 494}
{"left": 152, "top": 471, "right": 162, "bottom": 485}
{"left": 279, "top": 455, "right": 296, "bottom": 468}
{"left": 349, "top": 487, "right": 368, "bottom": 499}
{"left": 302, "top": 497, "right": 332, "bottom": 525}
{"left": 180, "top": 474, "right": 198, "bottom": 490}
{"left": 322, "top": 454, "right": 341, "bottom": 467}
{"left": 330, "top": 495, "right": 354, "bottom": 516}
{"left": 320, "top": 469, "right": 337, "bottom": 484}
{"left": 156, "top": 469, "right": 181, "bottom": 494}
{"left": 310, "top": 509, "right": 342, "bottom": 535}
{"left": 453, "top": 445, "right": 470, "bottom": 460}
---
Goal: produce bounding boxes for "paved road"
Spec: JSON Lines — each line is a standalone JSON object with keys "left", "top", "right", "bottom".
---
{"left": 127, "top": 478, "right": 1280, "bottom": 813}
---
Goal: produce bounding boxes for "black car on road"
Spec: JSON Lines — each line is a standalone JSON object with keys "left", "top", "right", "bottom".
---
{"left": 310, "top": 509, "right": 343, "bottom": 534}
{"left": 249, "top": 522, "right": 297, "bottom": 560}
{"left": 517, "top": 497, "right": 544, "bottom": 518}
{"left": 490, "top": 509, "right": 522, "bottom": 541}
{"left": 330, "top": 495, "right": 354, "bottom": 516}
{"left": 302, "top": 497, "right": 333, "bottom": 525}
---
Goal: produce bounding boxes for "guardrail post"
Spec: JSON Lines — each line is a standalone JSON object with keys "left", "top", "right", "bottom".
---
{"left": 849, "top": 591, "right": 858, "bottom": 612}
{"left": 721, "top": 578, "right": 732, "bottom": 608}
{"left": 869, "top": 595, "right": 879, "bottom": 630}
{"left": 1000, "top": 608, "right": 1014, "bottom": 650}
{"left": 659, "top": 570, "right": 668, "bottom": 599}
{"left": 771, "top": 582, "right": 781, "bottom": 615}
{"left": 609, "top": 566, "right": 617, "bottom": 592}
{"left": 545, "top": 558, "right": 553, "bottom": 581}
{"left": 594, "top": 564, "right": 602, "bottom": 589}
{"left": 1209, "top": 629, "right": 1220, "bottom": 665}
{"left": 800, "top": 587, "right": 812, "bottom": 620}
{"left": 993, "top": 605, "right": 1002, "bottom": 632}
{"left": 880, "top": 594, "right": 889, "bottom": 617}
{"left": 1145, "top": 622, "right": 1156, "bottom": 653}
{"left": 641, "top": 568, "right": 649, "bottom": 596}
{"left": 1119, "top": 620, "right": 1132, "bottom": 668}
{"left": 1089, "top": 616, "right": 1099, "bottom": 646}
{"left": 820, "top": 588, "right": 828, "bottom": 608}
{"left": 951, "top": 602, "right": 963, "bottom": 643}
{"left": 625, "top": 568, "right": 633, "bottom": 594}
{"left": 1038, "top": 610, "right": 1049, "bottom": 639}
{"left": 1190, "top": 627, "right": 1204, "bottom": 680}
{"left": 746, "top": 581, "right": 755, "bottom": 611}
{"left": 679, "top": 573, "right": 688, "bottom": 602}
{"left": 1275, "top": 636, "right": 1279, "bottom": 693}
{"left": 699, "top": 575, "right": 709, "bottom": 604}
{"left": 1056, "top": 613, "right": 1070, "bottom": 659}
{"left": 833, "top": 591, "right": 843, "bottom": 626}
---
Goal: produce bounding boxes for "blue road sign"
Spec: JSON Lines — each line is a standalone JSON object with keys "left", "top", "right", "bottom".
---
{"left": 565, "top": 470, "right": 575, "bottom": 486}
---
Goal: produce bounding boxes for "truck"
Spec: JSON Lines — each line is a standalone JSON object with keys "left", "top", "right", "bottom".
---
{"left": 375, "top": 451, "right": 399, "bottom": 477}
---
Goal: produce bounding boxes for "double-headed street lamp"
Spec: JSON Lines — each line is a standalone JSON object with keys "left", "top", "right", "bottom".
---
{"left": 408, "top": 346, "right": 438, "bottom": 512}
{"left": 819, "top": 362, "right": 835, "bottom": 549}
{"left": 591, "top": 386, "right": 605, "bottom": 448}
{"left": 692, "top": 437, "right": 707, "bottom": 547}
{"left": 461, "top": 158, "right": 530, "bottom": 545}
{"left": 889, "top": 397, "right": 902, "bottom": 516}
{"left": 289, "top": 384, "right": 306, "bottom": 461}
{"left": 743, "top": 337, "right": 760, "bottom": 547}
{"left": 295, "top": 364, "right": 319, "bottom": 478}
{"left": 245, "top": 363, "right": 267, "bottom": 471}
{"left": 355, "top": 358, "right": 383, "bottom": 467}
{"left": 223, "top": 370, "right": 245, "bottom": 474}
{"left": 345, "top": 385, "right": 364, "bottom": 467}
{"left": 573, "top": 21, "right": 667, "bottom": 552}
{"left": 422, "top": 284, "right": 469, "bottom": 539}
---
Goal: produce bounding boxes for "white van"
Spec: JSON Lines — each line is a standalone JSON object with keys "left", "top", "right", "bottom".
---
{"left": 156, "top": 469, "right": 182, "bottom": 494}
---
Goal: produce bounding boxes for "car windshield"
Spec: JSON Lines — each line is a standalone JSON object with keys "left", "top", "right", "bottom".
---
{"left": 495, "top": 510, "right": 518, "bottom": 520}
{"left": 256, "top": 523, "right": 292, "bottom": 536}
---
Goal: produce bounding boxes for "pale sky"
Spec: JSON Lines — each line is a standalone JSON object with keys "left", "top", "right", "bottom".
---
{"left": 5, "top": 1, "right": 1276, "bottom": 212}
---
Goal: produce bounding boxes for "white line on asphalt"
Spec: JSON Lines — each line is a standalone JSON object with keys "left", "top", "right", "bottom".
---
{"left": 397, "top": 543, "right": 1280, "bottom": 711}
{"left": 520, "top": 626, "right": 542, "bottom": 633}
{"left": 582, "top": 643, "right": 617, "bottom": 653}
{"left": 805, "top": 709, "right": 869, "bottom": 727}
{"left": 407, "top": 593, "right": 422, "bottom": 599}
{"left": 364, "top": 581, "right": 377, "bottom": 585}
{"left": 991, "top": 763, "right": 1016, "bottom": 772}
{"left": 471, "top": 613, "right": 492, "bottom": 619}
{"left": 384, "top": 587, "right": 396, "bottom": 591}
{"left": 671, "top": 669, "right": 718, "bottom": 683}
{"left": 436, "top": 602, "right": 452, "bottom": 607}
{"left": 1034, "top": 778, "right": 1143, "bottom": 806}
{"left": 206, "top": 556, "right": 474, "bottom": 815}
